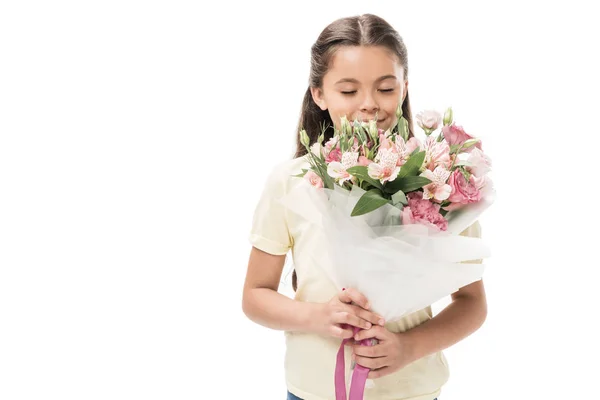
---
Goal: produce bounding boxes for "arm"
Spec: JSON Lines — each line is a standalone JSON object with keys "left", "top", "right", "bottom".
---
{"left": 402, "top": 278, "right": 488, "bottom": 361}
{"left": 242, "top": 247, "right": 383, "bottom": 336}
{"left": 242, "top": 246, "right": 315, "bottom": 333}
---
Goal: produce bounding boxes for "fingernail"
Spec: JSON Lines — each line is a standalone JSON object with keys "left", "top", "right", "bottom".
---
{"left": 365, "top": 302, "right": 370, "bottom": 309}
{"left": 379, "top": 319, "right": 385, "bottom": 326}
{"left": 366, "top": 322, "right": 372, "bottom": 329}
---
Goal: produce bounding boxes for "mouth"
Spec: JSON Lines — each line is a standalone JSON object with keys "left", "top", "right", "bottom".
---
{"left": 354, "top": 117, "right": 386, "bottom": 124}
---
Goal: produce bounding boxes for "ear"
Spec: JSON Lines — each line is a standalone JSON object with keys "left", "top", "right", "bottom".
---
{"left": 310, "top": 87, "right": 328, "bottom": 111}
{"left": 401, "top": 80, "right": 409, "bottom": 103}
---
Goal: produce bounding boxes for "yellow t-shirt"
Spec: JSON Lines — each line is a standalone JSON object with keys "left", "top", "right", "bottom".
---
{"left": 249, "top": 155, "right": 483, "bottom": 400}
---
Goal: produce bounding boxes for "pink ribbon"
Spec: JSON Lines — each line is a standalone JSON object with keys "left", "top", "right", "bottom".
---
{"left": 335, "top": 324, "right": 375, "bottom": 400}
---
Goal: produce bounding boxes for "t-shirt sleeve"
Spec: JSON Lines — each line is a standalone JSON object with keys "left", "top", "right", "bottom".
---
{"left": 458, "top": 220, "right": 483, "bottom": 264}
{"left": 248, "top": 166, "right": 293, "bottom": 255}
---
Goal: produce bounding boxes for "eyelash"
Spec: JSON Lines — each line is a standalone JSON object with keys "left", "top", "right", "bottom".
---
{"left": 341, "top": 89, "right": 395, "bottom": 95}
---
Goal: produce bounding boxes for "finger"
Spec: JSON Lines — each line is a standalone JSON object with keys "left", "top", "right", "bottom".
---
{"left": 339, "top": 287, "right": 370, "bottom": 310}
{"left": 333, "top": 311, "right": 372, "bottom": 330}
{"left": 329, "top": 324, "right": 354, "bottom": 340}
{"left": 353, "top": 354, "right": 387, "bottom": 370}
{"left": 349, "top": 304, "right": 385, "bottom": 327}
{"left": 367, "top": 366, "right": 392, "bottom": 380}
{"left": 354, "top": 325, "right": 387, "bottom": 342}
{"left": 352, "top": 343, "right": 385, "bottom": 358}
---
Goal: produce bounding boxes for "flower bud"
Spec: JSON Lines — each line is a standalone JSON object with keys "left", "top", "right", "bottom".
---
{"left": 300, "top": 129, "right": 310, "bottom": 148}
{"left": 443, "top": 107, "right": 453, "bottom": 126}
{"left": 368, "top": 120, "right": 378, "bottom": 141}
{"left": 396, "top": 104, "right": 403, "bottom": 120}
{"left": 340, "top": 116, "right": 352, "bottom": 136}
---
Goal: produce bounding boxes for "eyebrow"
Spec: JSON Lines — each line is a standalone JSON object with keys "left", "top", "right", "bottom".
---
{"left": 334, "top": 75, "right": 397, "bottom": 85}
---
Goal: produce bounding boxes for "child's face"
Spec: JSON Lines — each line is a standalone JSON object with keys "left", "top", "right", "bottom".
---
{"left": 311, "top": 45, "right": 408, "bottom": 133}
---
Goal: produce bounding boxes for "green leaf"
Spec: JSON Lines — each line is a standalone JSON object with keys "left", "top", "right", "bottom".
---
{"left": 398, "top": 117, "right": 409, "bottom": 141}
{"left": 397, "top": 151, "right": 426, "bottom": 179}
{"left": 391, "top": 190, "right": 407, "bottom": 205}
{"left": 397, "top": 176, "right": 432, "bottom": 192}
{"left": 292, "top": 168, "right": 308, "bottom": 178}
{"left": 450, "top": 139, "right": 480, "bottom": 154}
{"left": 385, "top": 176, "right": 432, "bottom": 193}
{"left": 346, "top": 166, "right": 383, "bottom": 190}
{"left": 307, "top": 154, "right": 334, "bottom": 189}
{"left": 351, "top": 189, "right": 390, "bottom": 217}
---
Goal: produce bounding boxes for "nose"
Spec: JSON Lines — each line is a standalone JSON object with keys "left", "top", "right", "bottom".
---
{"left": 359, "top": 91, "right": 379, "bottom": 118}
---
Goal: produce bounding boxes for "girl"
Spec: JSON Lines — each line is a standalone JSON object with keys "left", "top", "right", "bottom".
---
{"left": 242, "top": 14, "right": 487, "bottom": 400}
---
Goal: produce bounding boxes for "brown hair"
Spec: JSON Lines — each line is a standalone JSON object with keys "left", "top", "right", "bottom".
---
{"left": 291, "top": 14, "right": 416, "bottom": 292}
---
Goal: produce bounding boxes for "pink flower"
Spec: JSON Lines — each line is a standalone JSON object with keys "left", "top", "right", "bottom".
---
{"left": 466, "top": 147, "right": 492, "bottom": 177}
{"left": 368, "top": 148, "right": 401, "bottom": 183}
{"left": 326, "top": 147, "right": 342, "bottom": 163}
{"left": 327, "top": 151, "right": 359, "bottom": 184}
{"left": 405, "top": 137, "right": 422, "bottom": 155}
{"left": 423, "top": 136, "right": 451, "bottom": 170}
{"left": 358, "top": 156, "right": 373, "bottom": 166}
{"left": 401, "top": 191, "right": 448, "bottom": 231}
{"left": 421, "top": 166, "right": 452, "bottom": 202}
{"left": 416, "top": 110, "right": 442, "bottom": 131}
{"left": 393, "top": 136, "right": 422, "bottom": 167}
{"left": 378, "top": 132, "right": 394, "bottom": 151}
{"left": 304, "top": 170, "right": 324, "bottom": 188}
{"left": 323, "top": 137, "right": 339, "bottom": 158}
{"left": 442, "top": 123, "right": 482, "bottom": 153}
{"left": 445, "top": 169, "right": 483, "bottom": 211}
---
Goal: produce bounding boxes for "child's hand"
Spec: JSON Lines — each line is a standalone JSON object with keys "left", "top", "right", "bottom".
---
{"left": 312, "top": 287, "right": 385, "bottom": 339}
{"left": 351, "top": 325, "right": 415, "bottom": 379}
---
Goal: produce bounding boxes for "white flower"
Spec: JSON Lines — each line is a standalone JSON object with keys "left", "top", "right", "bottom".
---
{"left": 310, "top": 142, "right": 323, "bottom": 157}
{"left": 368, "top": 148, "right": 401, "bottom": 183}
{"left": 327, "top": 151, "right": 359, "bottom": 184}
{"left": 421, "top": 166, "right": 452, "bottom": 201}
{"left": 416, "top": 110, "right": 442, "bottom": 131}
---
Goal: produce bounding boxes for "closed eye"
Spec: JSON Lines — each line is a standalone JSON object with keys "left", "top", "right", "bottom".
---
{"left": 341, "top": 89, "right": 395, "bottom": 95}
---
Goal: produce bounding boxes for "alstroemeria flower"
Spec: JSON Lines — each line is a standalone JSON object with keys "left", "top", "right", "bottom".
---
{"left": 327, "top": 151, "right": 359, "bottom": 184}
{"left": 368, "top": 148, "right": 401, "bottom": 183}
{"left": 394, "top": 136, "right": 422, "bottom": 166}
{"left": 423, "top": 136, "right": 451, "bottom": 170}
{"left": 420, "top": 166, "right": 452, "bottom": 202}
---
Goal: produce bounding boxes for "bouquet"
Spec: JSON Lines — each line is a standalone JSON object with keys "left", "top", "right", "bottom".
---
{"left": 297, "top": 106, "right": 494, "bottom": 231}
{"left": 280, "top": 106, "right": 496, "bottom": 400}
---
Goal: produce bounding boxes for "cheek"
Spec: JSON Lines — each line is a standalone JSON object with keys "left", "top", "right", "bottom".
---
{"left": 328, "top": 108, "right": 353, "bottom": 129}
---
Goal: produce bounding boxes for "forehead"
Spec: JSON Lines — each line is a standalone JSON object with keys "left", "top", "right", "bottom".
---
{"left": 325, "top": 45, "right": 404, "bottom": 84}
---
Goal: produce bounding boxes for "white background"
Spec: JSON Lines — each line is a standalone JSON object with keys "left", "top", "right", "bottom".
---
{"left": 1, "top": 1, "right": 599, "bottom": 399}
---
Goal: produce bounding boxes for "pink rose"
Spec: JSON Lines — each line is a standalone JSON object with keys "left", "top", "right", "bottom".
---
{"left": 304, "top": 170, "right": 324, "bottom": 188}
{"left": 401, "top": 191, "right": 448, "bottom": 231}
{"left": 442, "top": 124, "right": 482, "bottom": 153}
{"left": 326, "top": 147, "right": 342, "bottom": 163}
{"left": 445, "top": 169, "right": 483, "bottom": 210}
{"left": 323, "top": 137, "right": 338, "bottom": 156}
{"left": 416, "top": 110, "right": 442, "bottom": 131}
{"left": 466, "top": 147, "right": 492, "bottom": 177}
